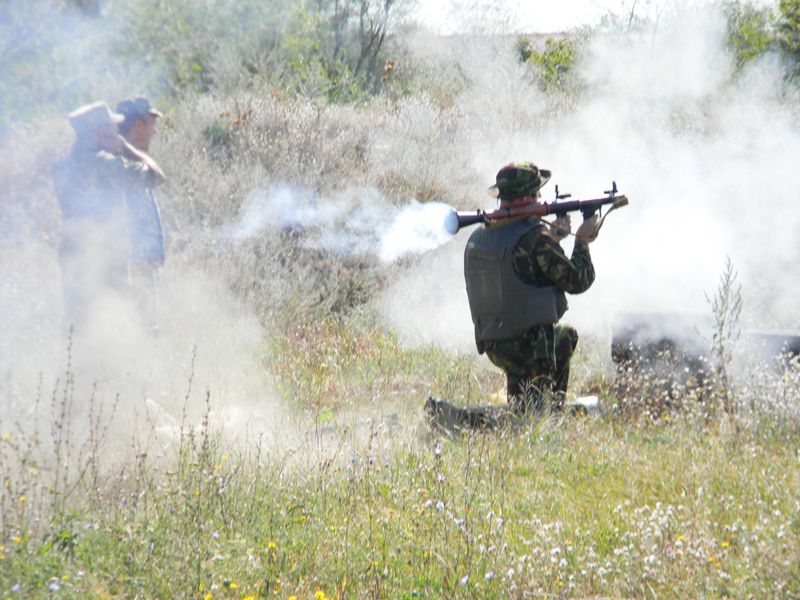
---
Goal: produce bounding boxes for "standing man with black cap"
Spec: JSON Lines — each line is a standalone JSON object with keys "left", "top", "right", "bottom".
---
{"left": 116, "top": 96, "right": 166, "bottom": 333}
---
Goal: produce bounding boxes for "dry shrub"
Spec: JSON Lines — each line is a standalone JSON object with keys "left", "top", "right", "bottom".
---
{"left": 610, "top": 346, "right": 710, "bottom": 421}
{"left": 147, "top": 91, "right": 481, "bottom": 321}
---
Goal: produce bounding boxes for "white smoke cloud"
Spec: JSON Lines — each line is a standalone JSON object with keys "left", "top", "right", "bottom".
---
{"left": 0, "top": 236, "right": 282, "bottom": 458}
{"left": 378, "top": 201, "right": 454, "bottom": 262}
{"left": 377, "top": 5, "right": 800, "bottom": 352}
{"left": 230, "top": 185, "right": 457, "bottom": 263}
{"left": 4, "top": 0, "right": 799, "bottom": 443}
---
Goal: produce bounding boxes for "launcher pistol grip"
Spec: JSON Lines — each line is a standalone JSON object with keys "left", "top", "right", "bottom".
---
{"left": 581, "top": 206, "right": 598, "bottom": 219}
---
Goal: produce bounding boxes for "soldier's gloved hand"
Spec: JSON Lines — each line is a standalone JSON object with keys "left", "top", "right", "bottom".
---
{"left": 550, "top": 215, "right": 571, "bottom": 241}
{"left": 576, "top": 214, "right": 599, "bottom": 243}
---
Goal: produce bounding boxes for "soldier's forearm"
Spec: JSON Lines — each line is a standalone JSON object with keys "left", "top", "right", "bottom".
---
{"left": 122, "top": 140, "right": 166, "bottom": 185}
{"left": 121, "top": 139, "right": 144, "bottom": 161}
{"left": 145, "top": 160, "right": 166, "bottom": 185}
{"left": 566, "top": 241, "right": 594, "bottom": 293}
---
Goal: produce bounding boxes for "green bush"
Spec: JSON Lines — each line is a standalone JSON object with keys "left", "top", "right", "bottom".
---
{"left": 725, "top": 1, "right": 775, "bottom": 70}
{"left": 517, "top": 36, "right": 581, "bottom": 93}
{"left": 778, "top": 0, "right": 800, "bottom": 77}
{"left": 724, "top": 0, "right": 800, "bottom": 78}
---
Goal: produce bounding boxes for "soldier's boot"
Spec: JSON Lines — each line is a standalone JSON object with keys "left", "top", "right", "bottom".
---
{"left": 424, "top": 396, "right": 469, "bottom": 436}
{"left": 462, "top": 404, "right": 510, "bottom": 430}
{"left": 425, "top": 397, "right": 514, "bottom": 433}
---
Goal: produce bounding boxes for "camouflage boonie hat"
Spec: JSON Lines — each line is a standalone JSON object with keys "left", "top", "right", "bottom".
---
{"left": 488, "top": 162, "right": 552, "bottom": 201}
{"left": 68, "top": 101, "right": 124, "bottom": 136}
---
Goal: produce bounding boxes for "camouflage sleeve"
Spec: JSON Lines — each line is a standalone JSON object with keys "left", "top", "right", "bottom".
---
{"left": 535, "top": 236, "right": 595, "bottom": 294}
{"left": 512, "top": 227, "right": 595, "bottom": 293}
{"left": 95, "top": 151, "right": 155, "bottom": 189}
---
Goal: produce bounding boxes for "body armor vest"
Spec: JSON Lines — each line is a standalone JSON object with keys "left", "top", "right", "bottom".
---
{"left": 464, "top": 218, "right": 567, "bottom": 348}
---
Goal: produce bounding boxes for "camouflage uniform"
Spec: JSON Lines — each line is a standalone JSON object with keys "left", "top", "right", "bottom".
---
{"left": 427, "top": 161, "right": 595, "bottom": 433}
{"left": 52, "top": 137, "right": 154, "bottom": 328}
{"left": 483, "top": 221, "right": 594, "bottom": 413}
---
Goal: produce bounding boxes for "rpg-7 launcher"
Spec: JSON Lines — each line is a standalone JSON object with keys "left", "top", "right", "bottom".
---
{"left": 444, "top": 182, "right": 629, "bottom": 235}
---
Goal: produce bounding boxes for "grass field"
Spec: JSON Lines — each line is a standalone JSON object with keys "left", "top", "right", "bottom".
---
{"left": 3, "top": 2, "right": 800, "bottom": 597}
{"left": 1, "top": 310, "right": 798, "bottom": 599}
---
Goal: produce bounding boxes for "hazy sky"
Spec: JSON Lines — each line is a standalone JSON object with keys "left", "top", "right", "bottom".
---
{"left": 412, "top": 0, "right": 773, "bottom": 33}
{"left": 412, "top": 0, "right": 642, "bottom": 33}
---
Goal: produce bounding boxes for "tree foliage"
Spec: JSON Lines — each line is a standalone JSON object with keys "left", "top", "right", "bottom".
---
{"left": 777, "top": 0, "right": 800, "bottom": 75}
{"left": 517, "top": 36, "right": 580, "bottom": 93}
{"left": 114, "top": 0, "right": 404, "bottom": 101}
{"left": 512, "top": 2, "right": 800, "bottom": 91}
{"left": 0, "top": 0, "right": 407, "bottom": 128}
{"left": 724, "top": 0, "right": 800, "bottom": 79}
{"left": 725, "top": 1, "right": 775, "bottom": 69}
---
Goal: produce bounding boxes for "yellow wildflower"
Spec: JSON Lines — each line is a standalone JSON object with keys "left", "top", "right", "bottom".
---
{"left": 2, "top": 432, "right": 11, "bottom": 442}
{"left": 11, "top": 536, "right": 22, "bottom": 544}
{"left": 61, "top": 575, "right": 69, "bottom": 581}
{"left": 229, "top": 582, "right": 238, "bottom": 590}
{"left": 268, "top": 541, "right": 277, "bottom": 550}
{"left": 721, "top": 541, "right": 730, "bottom": 549}
{"left": 204, "top": 594, "right": 212, "bottom": 600}
{"left": 289, "top": 596, "right": 297, "bottom": 600}
{"left": 18, "top": 496, "right": 27, "bottom": 503}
